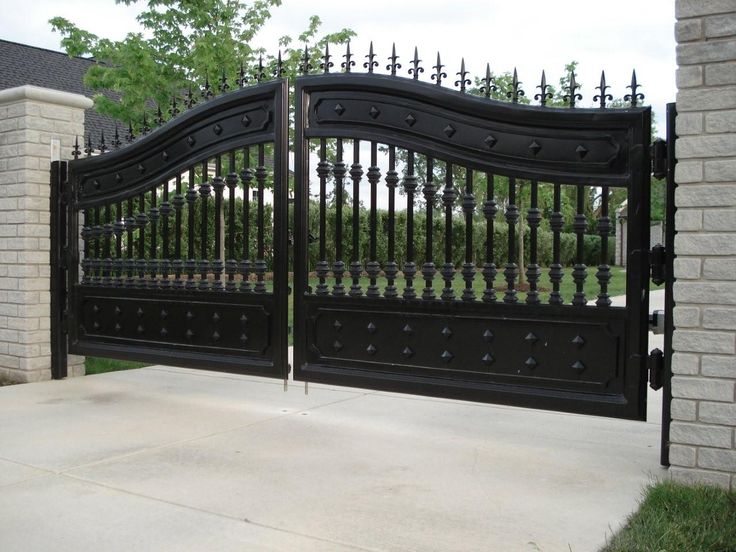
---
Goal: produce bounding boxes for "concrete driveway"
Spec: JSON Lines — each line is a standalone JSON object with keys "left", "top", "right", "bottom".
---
{"left": 0, "top": 292, "right": 667, "bottom": 552}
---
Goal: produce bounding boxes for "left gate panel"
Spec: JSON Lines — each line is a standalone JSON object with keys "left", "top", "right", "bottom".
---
{"left": 59, "top": 80, "right": 289, "bottom": 378}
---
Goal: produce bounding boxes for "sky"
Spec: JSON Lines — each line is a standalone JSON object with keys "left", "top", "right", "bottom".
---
{"left": 1, "top": 0, "right": 677, "bottom": 128}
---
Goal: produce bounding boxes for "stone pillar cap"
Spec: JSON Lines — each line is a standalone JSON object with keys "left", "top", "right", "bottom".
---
{"left": 0, "top": 85, "right": 93, "bottom": 110}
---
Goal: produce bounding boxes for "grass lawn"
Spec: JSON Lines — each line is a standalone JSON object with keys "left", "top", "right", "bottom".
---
{"left": 85, "top": 356, "right": 149, "bottom": 375}
{"left": 602, "top": 481, "right": 736, "bottom": 552}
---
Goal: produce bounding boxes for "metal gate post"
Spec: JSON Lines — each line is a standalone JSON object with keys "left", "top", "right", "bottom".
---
{"left": 50, "top": 160, "right": 68, "bottom": 379}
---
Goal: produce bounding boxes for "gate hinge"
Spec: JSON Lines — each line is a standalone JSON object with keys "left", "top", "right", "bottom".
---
{"left": 648, "top": 348, "right": 664, "bottom": 390}
{"left": 649, "top": 244, "right": 667, "bottom": 286}
{"left": 651, "top": 138, "right": 667, "bottom": 179}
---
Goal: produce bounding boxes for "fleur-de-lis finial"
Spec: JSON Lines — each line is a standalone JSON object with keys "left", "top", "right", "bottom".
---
{"left": 98, "top": 130, "right": 108, "bottom": 153}
{"left": 125, "top": 121, "right": 135, "bottom": 143}
{"left": 534, "top": 70, "right": 553, "bottom": 106}
{"left": 273, "top": 50, "right": 285, "bottom": 78}
{"left": 155, "top": 105, "right": 165, "bottom": 126}
{"left": 142, "top": 113, "right": 151, "bottom": 135}
{"left": 254, "top": 55, "right": 266, "bottom": 82}
{"left": 506, "top": 68, "right": 525, "bottom": 103}
{"left": 624, "top": 69, "right": 645, "bottom": 107}
{"left": 300, "top": 44, "right": 312, "bottom": 75}
{"left": 409, "top": 47, "right": 423, "bottom": 80}
{"left": 455, "top": 58, "right": 471, "bottom": 92}
{"left": 594, "top": 70, "right": 613, "bottom": 108}
{"left": 185, "top": 86, "right": 196, "bottom": 109}
{"left": 169, "top": 96, "right": 179, "bottom": 118}
{"left": 480, "top": 63, "right": 497, "bottom": 99}
{"left": 201, "top": 72, "right": 213, "bottom": 100}
{"left": 386, "top": 43, "right": 401, "bottom": 76}
{"left": 341, "top": 41, "right": 355, "bottom": 72}
{"left": 431, "top": 52, "right": 447, "bottom": 86}
{"left": 84, "top": 134, "right": 93, "bottom": 157}
{"left": 219, "top": 68, "right": 229, "bottom": 93}
{"left": 111, "top": 125, "right": 121, "bottom": 149}
{"left": 320, "top": 43, "right": 333, "bottom": 73}
{"left": 563, "top": 70, "right": 582, "bottom": 107}
{"left": 364, "top": 41, "right": 378, "bottom": 73}
{"left": 238, "top": 61, "right": 248, "bottom": 87}
{"left": 72, "top": 135, "right": 81, "bottom": 159}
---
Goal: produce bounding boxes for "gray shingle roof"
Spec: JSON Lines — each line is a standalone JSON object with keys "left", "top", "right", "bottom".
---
{"left": 0, "top": 39, "right": 120, "bottom": 142}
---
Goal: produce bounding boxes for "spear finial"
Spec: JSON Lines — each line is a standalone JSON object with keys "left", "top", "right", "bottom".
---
{"left": 563, "top": 70, "right": 582, "bottom": 107}
{"left": 320, "top": 43, "right": 333, "bottom": 73}
{"left": 364, "top": 41, "right": 378, "bottom": 73}
{"left": 125, "top": 121, "right": 135, "bottom": 143}
{"left": 141, "top": 113, "right": 151, "bottom": 135}
{"left": 254, "top": 55, "right": 266, "bottom": 82}
{"left": 409, "top": 47, "right": 423, "bottom": 80}
{"left": 341, "top": 41, "right": 355, "bottom": 72}
{"left": 185, "top": 86, "right": 196, "bottom": 109}
{"left": 84, "top": 134, "right": 93, "bottom": 157}
{"left": 111, "top": 125, "right": 121, "bottom": 149}
{"left": 480, "top": 63, "right": 496, "bottom": 99}
{"left": 201, "top": 72, "right": 213, "bottom": 100}
{"left": 98, "top": 130, "right": 108, "bottom": 153}
{"left": 386, "top": 43, "right": 401, "bottom": 76}
{"left": 624, "top": 69, "right": 645, "bottom": 107}
{"left": 455, "top": 58, "right": 471, "bottom": 92}
{"left": 534, "top": 70, "right": 553, "bottom": 106}
{"left": 155, "top": 105, "right": 165, "bottom": 126}
{"left": 273, "top": 50, "right": 285, "bottom": 78}
{"left": 431, "top": 52, "right": 447, "bottom": 86}
{"left": 506, "top": 68, "right": 525, "bottom": 103}
{"left": 238, "top": 60, "right": 248, "bottom": 87}
{"left": 593, "top": 70, "right": 613, "bottom": 108}
{"left": 169, "top": 96, "right": 179, "bottom": 118}
{"left": 300, "top": 44, "right": 312, "bottom": 75}
{"left": 72, "top": 135, "right": 81, "bottom": 159}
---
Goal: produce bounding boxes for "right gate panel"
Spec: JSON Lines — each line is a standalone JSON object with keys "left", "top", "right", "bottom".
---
{"left": 293, "top": 73, "right": 651, "bottom": 420}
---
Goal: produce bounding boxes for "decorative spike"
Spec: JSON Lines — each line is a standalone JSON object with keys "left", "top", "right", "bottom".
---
{"left": 454, "top": 58, "right": 471, "bottom": 92}
{"left": 386, "top": 43, "right": 401, "bottom": 76}
{"left": 431, "top": 52, "right": 447, "bottom": 85}
{"left": 98, "top": 130, "right": 107, "bottom": 153}
{"left": 363, "top": 41, "right": 378, "bottom": 72}
{"left": 141, "top": 113, "right": 150, "bottom": 134}
{"left": 534, "top": 70, "right": 553, "bottom": 106}
{"left": 624, "top": 69, "right": 645, "bottom": 107}
{"left": 125, "top": 121, "right": 135, "bottom": 143}
{"left": 237, "top": 61, "right": 247, "bottom": 87}
{"left": 408, "top": 47, "right": 423, "bottom": 80}
{"left": 201, "top": 72, "right": 213, "bottom": 100}
{"left": 320, "top": 43, "right": 333, "bottom": 73}
{"left": 480, "top": 63, "right": 497, "bottom": 99}
{"left": 273, "top": 50, "right": 285, "bottom": 78}
{"left": 506, "top": 68, "right": 525, "bottom": 103}
{"left": 299, "top": 44, "right": 312, "bottom": 75}
{"left": 341, "top": 41, "right": 355, "bottom": 72}
{"left": 72, "top": 135, "right": 81, "bottom": 159}
{"left": 185, "top": 86, "right": 196, "bottom": 109}
{"left": 593, "top": 70, "right": 613, "bottom": 108}
{"left": 111, "top": 126, "right": 121, "bottom": 149}
{"left": 169, "top": 96, "right": 179, "bottom": 118}
{"left": 563, "top": 70, "right": 583, "bottom": 108}
{"left": 155, "top": 105, "right": 165, "bottom": 126}
{"left": 254, "top": 55, "right": 266, "bottom": 82}
{"left": 219, "top": 68, "right": 229, "bottom": 93}
{"left": 84, "top": 134, "right": 93, "bottom": 157}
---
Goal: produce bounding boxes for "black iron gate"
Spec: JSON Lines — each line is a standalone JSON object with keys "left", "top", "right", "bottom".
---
{"left": 51, "top": 81, "right": 289, "bottom": 379}
{"left": 50, "top": 50, "right": 664, "bottom": 423}
{"left": 293, "top": 71, "right": 652, "bottom": 421}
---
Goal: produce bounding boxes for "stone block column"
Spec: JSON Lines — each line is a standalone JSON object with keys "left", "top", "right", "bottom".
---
{"left": 671, "top": 0, "right": 736, "bottom": 490}
{"left": 0, "top": 86, "right": 90, "bottom": 382}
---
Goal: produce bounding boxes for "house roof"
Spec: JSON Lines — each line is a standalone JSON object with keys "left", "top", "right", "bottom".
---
{"left": 0, "top": 39, "right": 120, "bottom": 143}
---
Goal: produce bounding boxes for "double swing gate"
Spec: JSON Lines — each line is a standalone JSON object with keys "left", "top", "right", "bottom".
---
{"left": 51, "top": 47, "right": 665, "bottom": 423}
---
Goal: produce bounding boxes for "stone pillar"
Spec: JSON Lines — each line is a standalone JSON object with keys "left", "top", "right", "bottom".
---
{"left": 0, "top": 85, "right": 90, "bottom": 383}
{"left": 671, "top": 0, "right": 736, "bottom": 490}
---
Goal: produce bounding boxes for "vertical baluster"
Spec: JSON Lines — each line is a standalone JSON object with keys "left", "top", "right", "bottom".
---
{"left": 160, "top": 181, "right": 171, "bottom": 288}
{"left": 125, "top": 199, "right": 135, "bottom": 287}
{"left": 441, "top": 163, "right": 457, "bottom": 300}
{"left": 93, "top": 207, "right": 101, "bottom": 284}
{"left": 461, "top": 169, "right": 476, "bottom": 301}
{"left": 103, "top": 204, "right": 113, "bottom": 286}
{"left": 504, "top": 177, "right": 519, "bottom": 303}
{"left": 172, "top": 174, "right": 184, "bottom": 288}
{"left": 482, "top": 173, "right": 498, "bottom": 302}
{"left": 136, "top": 194, "right": 147, "bottom": 288}
{"left": 596, "top": 186, "right": 612, "bottom": 306}
{"left": 332, "top": 139, "right": 346, "bottom": 296}
{"left": 212, "top": 155, "right": 225, "bottom": 291}
{"left": 526, "top": 180, "right": 541, "bottom": 304}
{"left": 366, "top": 142, "right": 381, "bottom": 297}
{"left": 254, "top": 144, "right": 267, "bottom": 293}
{"left": 198, "top": 160, "right": 211, "bottom": 291}
{"left": 402, "top": 151, "right": 418, "bottom": 299}
{"left": 148, "top": 187, "right": 159, "bottom": 288}
{"left": 185, "top": 167, "right": 197, "bottom": 289}
{"left": 422, "top": 157, "right": 437, "bottom": 300}
{"left": 315, "top": 138, "right": 330, "bottom": 295}
{"left": 114, "top": 202, "right": 124, "bottom": 287}
{"left": 573, "top": 185, "right": 588, "bottom": 305}
{"left": 349, "top": 140, "right": 363, "bottom": 297}
{"left": 81, "top": 209, "right": 91, "bottom": 284}
{"left": 226, "top": 151, "right": 238, "bottom": 292}
{"left": 548, "top": 183, "right": 563, "bottom": 304}
{"left": 240, "top": 147, "right": 253, "bottom": 292}
{"left": 384, "top": 145, "right": 399, "bottom": 298}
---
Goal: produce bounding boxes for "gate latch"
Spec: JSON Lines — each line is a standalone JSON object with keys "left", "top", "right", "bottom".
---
{"left": 648, "top": 348, "right": 664, "bottom": 390}
{"left": 651, "top": 138, "right": 667, "bottom": 179}
{"left": 650, "top": 244, "right": 667, "bottom": 286}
